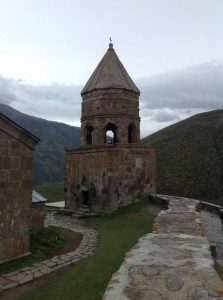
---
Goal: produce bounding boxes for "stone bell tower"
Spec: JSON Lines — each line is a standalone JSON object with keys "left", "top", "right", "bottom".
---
{"left": 81, "top": 41, "right": 140, "bottom": 146}
{"left": 65, "top": 41, "right": 156, "bottom": 213}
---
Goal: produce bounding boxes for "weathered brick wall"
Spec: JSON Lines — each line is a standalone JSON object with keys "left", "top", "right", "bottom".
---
{"left": 30, "top": 202, "right": 45, "bottom": 234}
{"left": 0, "top": 129, "right": 35, "bottom": 263}
{"left": 65, "top": 145, "right": 156, "bottom": 213}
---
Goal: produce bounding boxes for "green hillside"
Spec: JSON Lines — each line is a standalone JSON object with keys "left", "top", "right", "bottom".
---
{"left": 0, "top": 104, "right": 80, "bottom": 185}
{"left": 2, "top": 103, "right": 222, "bottom": 204}
{"left": 34, "top": 182, "right": 64, "bottom": 203}
{"left": 142, "top": 109, "right": 223, "bottom": 204}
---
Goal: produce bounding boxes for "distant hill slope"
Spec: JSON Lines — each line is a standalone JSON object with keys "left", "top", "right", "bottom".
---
{"left": 0, "top": 104, "right": 80, "bottom": 185}
{"left": 2, "top": 104, "right": 222, "bottom": 204}
{"left": 142, "top": 109, "right": 223, "bottom": 204}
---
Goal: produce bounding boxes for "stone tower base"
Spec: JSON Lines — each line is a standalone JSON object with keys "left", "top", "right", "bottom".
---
{"left": 65, "top": 145, "right": 156, "bottom": 214}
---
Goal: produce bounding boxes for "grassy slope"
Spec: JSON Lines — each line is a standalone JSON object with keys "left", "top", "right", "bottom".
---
{"left": 20, "top": 202, "right": 155, "bottom": 300}
{"left": 142, "top": 109, "right": 223, "bottom": 204}
{"left": 34, "top": 182, "right": 64, "bottom": 203}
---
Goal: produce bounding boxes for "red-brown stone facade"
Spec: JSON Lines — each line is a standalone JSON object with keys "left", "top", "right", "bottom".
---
{"left": 81, "top": 89, "right": 140, "bottom": 145}
{"left": 0, "top": 114, "right": 39, "bottom": 263}
{"left": 65, "top": 145, "right": 156, "bottom": 213}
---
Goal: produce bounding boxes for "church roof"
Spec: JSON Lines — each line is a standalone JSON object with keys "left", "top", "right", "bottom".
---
{"left": 81, "top": 42, "right": 140, "bottom": 95}
{"left": 0, "top": 112, "right": 40, "bottom": 150}
{"left": 32, "top": 190, "right": 47, "bottom": 203}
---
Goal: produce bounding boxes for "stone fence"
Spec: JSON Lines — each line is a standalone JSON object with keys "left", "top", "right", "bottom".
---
{"left": 103, "top": 194, "right": 223, "bottom": 299}
{"left": 201, "top": 201, "right": 222, "bottom": 215}
{"left": 149, "top": 194, "right": 222, "bottom": 215}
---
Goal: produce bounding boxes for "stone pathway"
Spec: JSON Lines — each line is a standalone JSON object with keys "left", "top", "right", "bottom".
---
{"left": 103, "top": 196, "right": 223, "bottom": 299}
{"left": 150, "top": 201, "right": 223, "bottom": 259}
{"left": 0, "top": 215, "right": 98, "bottom": 293}
{"left": 1, "top": 201, "right": 223, "bottom": 297}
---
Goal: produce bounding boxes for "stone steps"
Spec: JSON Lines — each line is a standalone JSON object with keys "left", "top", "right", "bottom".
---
{"left": 57, "top": 205, "right": 96, "bottom": 220}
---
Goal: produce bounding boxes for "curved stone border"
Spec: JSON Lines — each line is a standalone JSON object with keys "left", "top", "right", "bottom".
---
{"left": 0, "top": 216, "right": 98, "bottom": 293}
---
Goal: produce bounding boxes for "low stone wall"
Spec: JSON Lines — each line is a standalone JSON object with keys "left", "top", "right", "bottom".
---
{"left": 150, "top": 193, "right": 222, "bottom": 215}
{"left": 201, "top": 201, "right": 221, "bottom": 215}
{"left": 103, "top": 195, "right": 223, "bottom": 299}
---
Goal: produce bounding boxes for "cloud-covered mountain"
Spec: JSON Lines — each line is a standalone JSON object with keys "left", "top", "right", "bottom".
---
{"left": 1, "top": 103, "right": 223, "bottom": 205}
{"left": 0, "top": 61, "right": 222, "bottom": 137}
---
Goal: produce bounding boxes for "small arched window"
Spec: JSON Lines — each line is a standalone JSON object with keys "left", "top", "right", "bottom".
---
{"left": 85, "top": 124, "right": 94, "bottom": 144}
{"left": 128, "top": 123, "right": 137, "bottom": 143}
{"left": 104, "top": 123, "right": 117, "bottom": 145}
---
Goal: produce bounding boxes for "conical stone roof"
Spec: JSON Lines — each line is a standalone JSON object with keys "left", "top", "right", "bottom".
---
{"left": 81, "top": 43, "right": 140, "bottom": 95}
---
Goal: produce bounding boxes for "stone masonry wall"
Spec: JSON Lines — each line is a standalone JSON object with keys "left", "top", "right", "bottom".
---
{"left": 30, "top": 202, "right": 45, "bottom": 234}
{"left": 0, "top": 130, "right": 34, "bottom": 263}
{"left": 103, "top": 195, "right": 223, "bottom": 299}
{"left": 65, "top": 145, "right": 156, "bottom": 213}
{"left": 81, "top": 89, "right": 140, "bottom": 145}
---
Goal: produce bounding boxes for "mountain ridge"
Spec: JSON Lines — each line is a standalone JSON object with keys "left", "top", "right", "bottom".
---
{"left": 0, "top": 104, "right": 81, "bottom": 184}
{"left": 1, "top": 104, "right": 222, "bottom": 204}
{"left": 142, "top": 109, "right": 223, "bottom": 203}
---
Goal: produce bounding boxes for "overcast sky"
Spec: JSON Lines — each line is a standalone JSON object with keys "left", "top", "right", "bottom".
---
{"left": 0, "top": 0, "right": 222, "bottom": 137}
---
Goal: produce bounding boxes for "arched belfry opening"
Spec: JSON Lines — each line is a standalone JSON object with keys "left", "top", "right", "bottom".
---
{"left": 65, "top": 41, "right": 156, "bottom": 214}
{"left": 80, "top": 41, "right": 141, "bottom": 146}
{"left": 128, "top": 123, "right": 137, "bottom": 143}
{"left": 104, "top": 123, "right": 117, "bottom": 145}
{"left": 85, "top": 124, "right": 94, "bottom": 145}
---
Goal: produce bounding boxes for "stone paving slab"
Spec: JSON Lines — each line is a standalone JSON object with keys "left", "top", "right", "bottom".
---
{"left": 104, "top": 233, "right": 223, "bottom": 299}
{"left": 1, "top": 199, "right": 223, "bottom": 297}
{"left": 0, "top": 215, "right": 98, "bottom": 293}
{"left": 103, "top": 196, "right": 223, "bottom": 299}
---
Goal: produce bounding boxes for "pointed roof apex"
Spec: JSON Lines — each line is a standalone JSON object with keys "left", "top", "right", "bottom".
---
{"left": 109, "top": 36, "right": 113, "bottom": 49}
{"left": 81, "top": 41, "right": 140, "bottom": 95}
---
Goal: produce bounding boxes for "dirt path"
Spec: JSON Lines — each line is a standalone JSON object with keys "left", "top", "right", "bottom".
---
{"left": 46, "top": 226, "right": 82, "bottom": 258}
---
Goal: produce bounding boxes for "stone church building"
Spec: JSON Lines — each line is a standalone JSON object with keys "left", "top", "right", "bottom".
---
{"left": 0, "top": 113, "right": 40, "bottom": 263}
{"left": 65, "top": 42, "right": 156, "bottom": 213}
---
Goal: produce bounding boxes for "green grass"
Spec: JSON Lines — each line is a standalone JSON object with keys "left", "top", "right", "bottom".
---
{"left": 0, "top": 229, "right": 68, "bottom": 276}
{"left": 34, "top": 182, "right": 64, "bottom": 203}
{"left": 30, "top": 228, "right": 69, "bottom": 258}
{"left": 20, "top": 201, "right": 155, "bottom": 300}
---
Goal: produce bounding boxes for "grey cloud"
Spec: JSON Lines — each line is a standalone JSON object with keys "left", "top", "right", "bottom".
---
{"left": 0, "top": 76, "right": 17, "bottom": 104}
{"left": 149, "top": 110, "right": 180, "bottom": 123}
{"left": 0, "top": 79, "right": 83, "bottom": 125}
{"left": 138, "top": 62, "right": 223, "bottom": 110}
{"left": 0, "top": 61, "right": 222, "bottom": 138}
